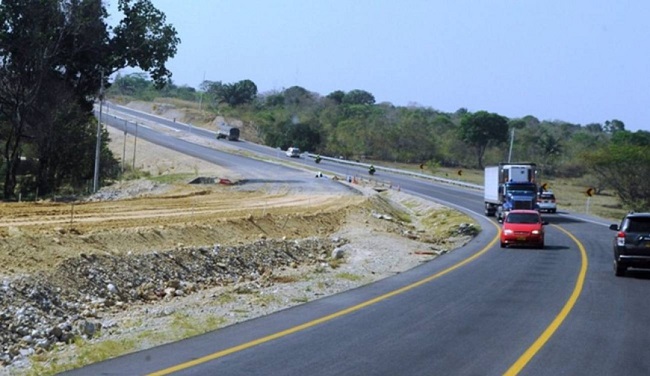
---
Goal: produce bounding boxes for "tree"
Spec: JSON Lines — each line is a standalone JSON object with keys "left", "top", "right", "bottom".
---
{"left": 0, "top": 0, "right": 179, "bottom": 199}
{"left": 110, "top": 0, "right": 180, "bottom": 88}
{"left": 326, "top": 90, "right": 345, "bottom": 105}
{"left": 584, "top": 142, "right": 650, "bottom": 211}
{"left": 604, "top": 119, "right": 625, "bottom": 134}
{"left": 110, "top": 72, "right": 153, "bottom": 97}
{"left": 458, "top": 111, "right": 509, "bottom": 168}
{"left": 611, "top": 129, "right": 650, "bottom": 146}
{"left": 342, "top": 89, "right": 375, "bottom": 105}
{"left": 213, "top": 79, "right": 258, "bottom": 106}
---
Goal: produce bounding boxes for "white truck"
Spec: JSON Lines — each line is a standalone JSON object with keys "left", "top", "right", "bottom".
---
{"left": 484, "top": 162, "right": 539, "bottom": 221}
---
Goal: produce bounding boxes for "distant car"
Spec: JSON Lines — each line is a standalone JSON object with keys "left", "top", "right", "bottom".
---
{"left": 500, "top": 209, "right": 547, "bottom": 248}
{"left": 537, "top": 191, "right": 557, "bottom": 213}
{"left": 609, "top": 212, "right": 650, "bottom": 276}
{"left": 286, "top": 147, "right": 301, "bottom": 158}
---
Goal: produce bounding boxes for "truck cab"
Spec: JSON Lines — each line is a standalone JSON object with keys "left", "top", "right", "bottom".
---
{"left": 500, "top": 181, "right": 539, "bottom": 219}
{"left": 484, "top": 162, "right": 539, "bottom": 221}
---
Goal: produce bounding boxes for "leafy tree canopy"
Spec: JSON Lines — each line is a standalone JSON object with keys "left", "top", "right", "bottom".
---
{"left": 0, "top": 0, "right": 180, "bottom": 199}
{"left": 326, "top": 90, "right": 345, "bottom": 104}
{"left": 342, "top": 89, "right": 375, "bottom": 105}
{"left": 458, "top": 110, "right": 509, "bottom": 168}
{"left": 584, "top": 141, "right": 650, "bottom": 211}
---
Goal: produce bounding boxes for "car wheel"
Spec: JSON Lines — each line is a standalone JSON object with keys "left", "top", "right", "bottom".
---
{"left": 614, "top": 259, "right": 627, "bottom": 277}
{"left": 538, "top": 241, "right": 544, "bottom": 249}
{"left": 500, "top": 242, "right": 506, "bottom": 248}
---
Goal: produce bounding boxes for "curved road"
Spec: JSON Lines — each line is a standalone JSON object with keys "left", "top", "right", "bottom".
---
{"left": 66, "top": 106, "right": 650, "bottom": 375}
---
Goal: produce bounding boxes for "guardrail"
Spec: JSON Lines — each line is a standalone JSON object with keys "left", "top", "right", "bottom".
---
{"left": 95, "top": 106, "right": 482, "bottom": 191}
{"left": 305, "top": 153, "right": 482, "bottom": 191}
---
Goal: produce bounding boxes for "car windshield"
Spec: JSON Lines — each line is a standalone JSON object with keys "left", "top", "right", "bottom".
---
{"left": 508, "top": 190, "right": 535, "bottom": 196}
{"left": 506, "top": 213, "right": 540, "bottom": 224}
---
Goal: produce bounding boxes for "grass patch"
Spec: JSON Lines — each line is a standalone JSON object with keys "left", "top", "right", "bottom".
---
{"left": 149, "top": 173, "right": 197, "bottom": 184}
{"left": 271, "top": 274, "right": 303, "bottom": 283}
{"left": 170, "top": 312, "right": 226, "bottom": 338}
{"left": 214, "top": 292, "right": 236, "bottom": 304}
{"left": 335, "top": 272, "right": 363, "bottom": 281}
{"left": 382, "top": 162, "right": 627, "bottom": 221}
{"left": 26, "top": 335, "right": 143, "bottom": 376}
{"left": 372, "top": 194, "right": 412, "bottom": 223}
{"left": 250, "top": 292, "right": 279, "bottom": 306}
{"left": 420, "top": 208, "right": 476, "bottom": 241}
{"left": 328, "top": 257, "right": 346, "bottom": 269}
{"left": 316, "top": 281, "right": 330, "bottom": 289}
{"left": 24, "top": 313, "right": 227, "bottom": 376}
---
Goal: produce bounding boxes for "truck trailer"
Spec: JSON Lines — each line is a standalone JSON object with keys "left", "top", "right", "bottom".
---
{"left": 484, "top": 162, "right": 539, "bottom": 221}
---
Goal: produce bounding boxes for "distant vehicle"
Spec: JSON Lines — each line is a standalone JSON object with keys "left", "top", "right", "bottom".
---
{"left": 216, "top": 125, "right": 240, "bottom": 141}
{"left": 484, "top": 162, "right": 539, "bottom": 221}
{"left": 609, "top": 212, "right": 650, "bottom": 276}
{"left": 286, "top": 147, "right": 301, "bottom": 158}
{"left": 537, "top": 191, "right": 557, "bottom": 213}
{"left": 500, "top": 209, "right": 547, "bottom": 248}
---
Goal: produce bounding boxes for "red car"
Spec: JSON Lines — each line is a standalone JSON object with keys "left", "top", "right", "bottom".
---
{"left": 500, "top": 210, "right": 548, "bottom": 248}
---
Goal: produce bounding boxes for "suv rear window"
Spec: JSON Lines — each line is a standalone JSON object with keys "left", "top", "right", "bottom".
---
{"left": 626, "top": 217, "right": 650, "bottom": 232}
{"left": 540, "top": 193, "right": 555, "bottom": 199}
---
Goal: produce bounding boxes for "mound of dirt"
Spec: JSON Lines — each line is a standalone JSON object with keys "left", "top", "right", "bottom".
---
{"left": 0, "top": 101, "right": 478, "bottom": 373}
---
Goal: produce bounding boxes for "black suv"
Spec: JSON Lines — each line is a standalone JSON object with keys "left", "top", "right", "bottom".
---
{"left": 609, "top": 212, "right": 650, "bottom": 276}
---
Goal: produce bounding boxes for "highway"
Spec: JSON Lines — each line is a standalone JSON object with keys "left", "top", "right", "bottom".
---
{"left": 66, "top": 105, "right": 650, "bottom": 375}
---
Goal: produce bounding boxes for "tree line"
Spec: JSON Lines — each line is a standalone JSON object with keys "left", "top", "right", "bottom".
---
{"left": 0, "top": 0, "right": 179, "bottom": 200}
{"left": 108, "top": 74, "right": 650, "bottom": 211}
{"left": 1, "top": 1, "right": 647, "bottom": 211}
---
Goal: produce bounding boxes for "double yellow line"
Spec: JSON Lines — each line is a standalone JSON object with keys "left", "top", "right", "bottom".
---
{"left": 149, "top": 224, "right": 587, "bottom": 376}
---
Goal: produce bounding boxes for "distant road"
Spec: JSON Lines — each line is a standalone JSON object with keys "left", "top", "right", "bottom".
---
{"left": 68, "top": 104, "right": 650, "bottom": 376}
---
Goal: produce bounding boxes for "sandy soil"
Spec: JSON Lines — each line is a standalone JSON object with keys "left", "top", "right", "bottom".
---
{"left": 0, "top": 102, "right": 478, "bottom": 374}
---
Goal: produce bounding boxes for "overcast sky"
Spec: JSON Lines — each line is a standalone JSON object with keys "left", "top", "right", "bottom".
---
{"left": 107, "top": 0, "right": 650, "bottom": 131}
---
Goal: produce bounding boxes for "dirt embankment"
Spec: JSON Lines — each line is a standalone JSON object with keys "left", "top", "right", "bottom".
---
{"left": 0, "top": 101, "right": 478, "bottom": 373}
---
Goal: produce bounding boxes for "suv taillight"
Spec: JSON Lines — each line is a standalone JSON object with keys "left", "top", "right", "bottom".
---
{"left": 617, "top": 231, "right": 626, "bottom": 246}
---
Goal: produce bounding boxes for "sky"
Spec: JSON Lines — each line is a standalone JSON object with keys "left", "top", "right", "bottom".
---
{"left": 107, "top": 0, "right": 650, "bottom": 132}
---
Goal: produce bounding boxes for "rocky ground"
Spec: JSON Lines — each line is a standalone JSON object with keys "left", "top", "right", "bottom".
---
{"left": 0, "top": 102, "right": 479, "bottom": 375}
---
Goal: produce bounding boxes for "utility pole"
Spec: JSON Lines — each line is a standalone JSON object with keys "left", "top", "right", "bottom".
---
{"left": 198, "top": 71, "right": 206, "bottom": 113}
{"left": 132, "top": 121, "right": 138, "bottom": 169}
{"left": 507, "top": 128, "right": 515, "bottom": 163}
{"left": 122, "top": 120, "right": 127, "bottom": 174}
{"left": 93, "top": 70, "right": 104, "bottom": 193}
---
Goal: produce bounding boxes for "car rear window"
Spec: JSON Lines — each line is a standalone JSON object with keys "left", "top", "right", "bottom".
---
{"left": 540, "top": 194, "right": 555, "bottom": 199}
{"left": 626, "top": 217, "right": 650, "bottom": 232}
{"left": 506, "top": 213, "right": 540, "bottom": 223}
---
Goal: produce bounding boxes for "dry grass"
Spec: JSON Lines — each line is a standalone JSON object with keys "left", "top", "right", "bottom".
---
{"left": 378, "top": 162, "right": 626, "bottom": 221}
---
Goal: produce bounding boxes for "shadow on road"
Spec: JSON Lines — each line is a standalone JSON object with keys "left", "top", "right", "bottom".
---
{"left": 624, "top": 269, "right": 650, "bottom": 280}
{"left": 540, "top": 245, "right": 572, "bottom": 251}
{"left": 542, "top": 214, "right": 585, "bottom": 225}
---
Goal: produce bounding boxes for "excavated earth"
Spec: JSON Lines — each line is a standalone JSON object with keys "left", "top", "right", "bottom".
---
{"left": 0, "top": 102, "right": 479, "bottom": 375}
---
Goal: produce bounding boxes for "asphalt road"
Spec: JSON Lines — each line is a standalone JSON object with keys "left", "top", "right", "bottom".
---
{"left": 65, "top": 105, "right": 650, "bottom": 376}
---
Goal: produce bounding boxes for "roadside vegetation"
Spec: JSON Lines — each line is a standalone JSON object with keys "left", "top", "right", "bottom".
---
{"left": 1, "top": 1, "right": 648, "bottom": 215}
{"left": 25, "top": 313, "right": 227, "bottom": 376}
{"left": 104, "top": 73, "right": 649, "bottom": 215}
